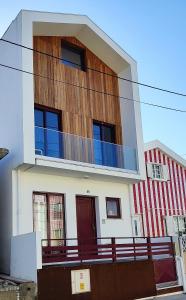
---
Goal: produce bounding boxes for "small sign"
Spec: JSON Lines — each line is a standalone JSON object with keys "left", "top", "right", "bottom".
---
{"left": 71, "top": 269, "right": 91, "bottom": 294}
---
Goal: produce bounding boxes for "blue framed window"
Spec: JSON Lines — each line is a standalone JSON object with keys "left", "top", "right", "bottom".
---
{"left": 34, "top": 107, "right": 62, "bottom": 158}
{"left": 93, "top": 121, "right": 117, "bottom": 167}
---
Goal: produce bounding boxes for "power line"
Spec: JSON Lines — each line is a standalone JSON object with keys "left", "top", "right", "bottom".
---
{"left": 0, "top": 62, "right": 186, "bottom": 113}
{"left": 1, "top": 38, "right": 186, "bottom": 98}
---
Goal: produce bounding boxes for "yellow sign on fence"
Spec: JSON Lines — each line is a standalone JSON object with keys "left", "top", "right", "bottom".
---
{"left": 71, "top": 269, "right": 91, "bottom": 294}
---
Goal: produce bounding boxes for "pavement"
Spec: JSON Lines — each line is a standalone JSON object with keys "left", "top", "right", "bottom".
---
{"left": 148, "top": 293, "right": 186, "bottom": 300}
{"left": 138, "top": 293, "right": 186, "bottom": 300}
{"left": 153, "top": 294, "right": 186, "bottom": 300}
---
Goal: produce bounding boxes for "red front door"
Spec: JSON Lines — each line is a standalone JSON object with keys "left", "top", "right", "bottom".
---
{"left": 76, "top": 196, "right": 97, "bottom": 246}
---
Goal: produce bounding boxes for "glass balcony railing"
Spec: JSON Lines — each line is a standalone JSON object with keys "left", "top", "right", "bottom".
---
{"left": 35, "top": 126, "right": 138, "bottom": 171}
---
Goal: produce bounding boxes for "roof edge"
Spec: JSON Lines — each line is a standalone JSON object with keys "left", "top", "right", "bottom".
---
{"left": 16, "top": 9, "right": 137, "bottom": 64}
{"left": 144, "top": 140, "right": 186, "bottom": 167}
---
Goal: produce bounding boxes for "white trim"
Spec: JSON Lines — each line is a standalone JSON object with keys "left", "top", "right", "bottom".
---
{"left": 145, "top": 140, "right": 186, "bottom": 167}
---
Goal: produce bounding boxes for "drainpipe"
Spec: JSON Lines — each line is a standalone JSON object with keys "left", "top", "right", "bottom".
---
{"left": 177, "top": 237, "right": 186, "bottom": 293}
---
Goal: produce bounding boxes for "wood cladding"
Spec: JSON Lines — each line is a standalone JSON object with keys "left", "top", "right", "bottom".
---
{"left": 34, "top": 36, "right": 122, "bottom": 144}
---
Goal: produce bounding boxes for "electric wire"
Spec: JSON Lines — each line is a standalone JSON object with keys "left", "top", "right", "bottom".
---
{"left": 1, "top": 38, "right": 186, "bottom": 97}
{"left": 0, "top": 62, "right": 186, "bottom": 113}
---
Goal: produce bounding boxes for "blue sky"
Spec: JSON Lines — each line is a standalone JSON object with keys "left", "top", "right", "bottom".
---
{"left": 0, "top": 0, "right": 186, "bottom": 157}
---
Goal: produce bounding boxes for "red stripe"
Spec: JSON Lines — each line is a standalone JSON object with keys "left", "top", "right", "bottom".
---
{"left": 153, "top": 149, "right": 163, "bottom": 236}
{"left": 158, "top": 150, "right": 165, "bottom": 236}
{"left": 142, "top": 180, "right": 150, "bottom": 236}
{"left": 162, "top": 153, "right": 171, "bottom": 215}
{"left": 138, "top": 183, "right": 143, "bottom": 215}
{"left": 149, "top": 150, "right": 159, "bottom": 236}
{"left": 147, "top": 150, "right": 156, "bottom": 236}
{"left": 171, "top": 160, "right": 180, "bottom": 215}
{"left": 167, "top": 157, "right": 176, "bottom": 215}
{"left": 133, "top": 185, "right": 138, "bottom": 214}
{"left": 180, "top": 168, "right": 186, "bottom": 213}
{"left": 176, "top": 163, "right": 183, "bottom": 214}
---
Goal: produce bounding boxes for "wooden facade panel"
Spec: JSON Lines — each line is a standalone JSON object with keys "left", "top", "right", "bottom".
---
{"left": 34, "top": 36, "right": 122, "bottom": 143}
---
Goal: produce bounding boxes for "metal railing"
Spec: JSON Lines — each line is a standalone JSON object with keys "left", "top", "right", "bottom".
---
{"left": 35, "top": 126, "right": 138, "bottom": 171}
{"left": 42, "top": 236, "right": 175, "bottom": 264}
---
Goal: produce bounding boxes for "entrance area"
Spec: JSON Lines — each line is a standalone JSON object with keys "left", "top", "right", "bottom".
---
{"left": 76, "top": 196, "right": 97, "bottom": 246}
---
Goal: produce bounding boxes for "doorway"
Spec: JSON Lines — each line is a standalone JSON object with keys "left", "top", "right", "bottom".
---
{"left": 76, "top": 196, "right": 97, "bottom": 246}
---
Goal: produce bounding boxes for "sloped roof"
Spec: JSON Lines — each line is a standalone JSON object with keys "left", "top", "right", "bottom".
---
{"left": 13, "top": 10, "right": 137, "bottom": 74}
{"left": 145, "top": 140, "right": 186, "bottom": 167}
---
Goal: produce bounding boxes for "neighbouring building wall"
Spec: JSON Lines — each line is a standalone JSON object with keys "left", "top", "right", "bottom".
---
{"left": 133, "top": 147, "right": 186, "bottom": 237}
{"left": 12, "top": 169, "right": 133, "bottom": 239}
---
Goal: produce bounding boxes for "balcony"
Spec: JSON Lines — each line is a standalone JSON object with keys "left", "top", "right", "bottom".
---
{"left": 35, "top": 126, "right": 138, "bottom": 171}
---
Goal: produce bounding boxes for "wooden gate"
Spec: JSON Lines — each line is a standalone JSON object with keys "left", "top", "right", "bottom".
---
{"left": 39, "top": 236, "right": 178, "bottom": 299}
{"left": 153, "top": 258, "right": 177, "bottom": 284}
{"left": 38, "top": 260, "right": 156, "bottom": 300}
{"left": 152, "top": 236, "right": 177, "bottom": 284}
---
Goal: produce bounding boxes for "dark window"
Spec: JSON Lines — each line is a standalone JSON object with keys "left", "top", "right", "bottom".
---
{"left": 61, "top": 41, "right": 86, "bottom": 71}
{"left": 46, "top": 112, "right": 59, "bottom": 130}
{"left": 34, "top": 107, "right": 62, "bottom": 158}
{"left": 106, "top": 197, "right": 121, "bottom": 218}
{"left": 35, "top": 109, "right": 44, "bottom": 127}
{"left": 93, "top": 121, "right": 117, "bottom": 167}
{"left": 33, "top": 193, "right": 65, "bottom": 246}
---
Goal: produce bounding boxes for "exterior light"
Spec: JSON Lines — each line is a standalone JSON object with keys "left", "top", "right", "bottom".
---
{"left": 0, "top": 148, "right": 9, "bottom": 160}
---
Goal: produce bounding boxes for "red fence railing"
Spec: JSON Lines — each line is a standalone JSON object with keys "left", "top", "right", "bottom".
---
{"left": 42, "top": 236, "right": 175, "bottom": 264}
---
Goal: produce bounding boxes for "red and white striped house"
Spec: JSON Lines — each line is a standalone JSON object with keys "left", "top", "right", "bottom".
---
{"left": 132, "top": 140, "right": 186, "bottom": 237}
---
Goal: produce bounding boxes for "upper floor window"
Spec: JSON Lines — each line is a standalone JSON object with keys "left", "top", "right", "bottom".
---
{"left": 152, "top": 164, "right": 163, "bottom": 179}
{"left": 146, "top": 163, "right": 170, "bottom": 181}
{"left": 34, "top": 106, "right": 62, "bottom": 158}
{"left": 61, "top": 41, "right": 86, "bottom": 71}
{"left": 93, "top": 121, "right": 117, "bottom": 167}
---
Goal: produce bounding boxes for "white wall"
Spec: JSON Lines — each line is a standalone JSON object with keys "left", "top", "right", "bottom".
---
{"left": 0, "top": 15, "right": 24, "bottom": 274}
{"left": 0, "top": 14, "right": 24, "bottom": 168}
{"left": 9, "top": 168, "right": 133, "bottom": 280}
{"left": 118, "top": 64, "right": 145, "bottom": 178}
{"left": 13, "top": 169, "right": 133, "bottom": 239}
{"left": 10, "top": 232, "right": 42, "bottom": 282}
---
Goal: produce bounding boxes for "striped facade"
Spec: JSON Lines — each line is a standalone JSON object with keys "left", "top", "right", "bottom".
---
{"left": 133, "top": 144, "right": 186, "bottom": 237}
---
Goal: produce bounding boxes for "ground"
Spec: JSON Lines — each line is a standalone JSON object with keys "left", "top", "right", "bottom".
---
{"left": 149, "top": 293, "right": 186, "bottom": 300}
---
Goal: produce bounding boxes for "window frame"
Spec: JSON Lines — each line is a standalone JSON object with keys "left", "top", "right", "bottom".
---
{"left": 152, "top": 163, "right": 163, "bottom": 179}
{"left": 34, "top": 104, "right": 62, "bottom": 131}
{"left": 33, "top": 192, "right": 66, "bottom": 244}
{"left": 61, "top": 40, "right": 86, "bottom": 71}
{"left": 34, "top": 105, "right": 63, "bottom": 158}
{"left": 93, "top": 120, "right": 116, "bottom": 143}
{"left": 106, "top": 197, "right": 121, "bottom": 219}
{"left": 132, "top": 215, "right": 143, "bottom": 237}
{"left": 173, "top": 215, "right": 186, "bottom": 235}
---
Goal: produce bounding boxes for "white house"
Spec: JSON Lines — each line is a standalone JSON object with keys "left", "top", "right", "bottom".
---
{"left": 0, "top": 9, "right": 148, "bottom": 283}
